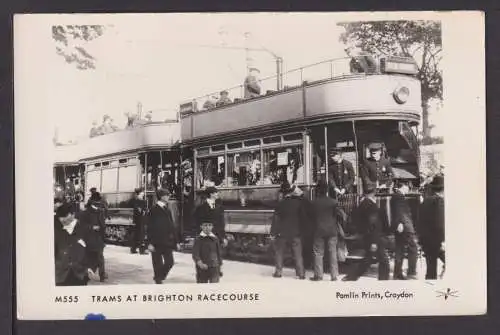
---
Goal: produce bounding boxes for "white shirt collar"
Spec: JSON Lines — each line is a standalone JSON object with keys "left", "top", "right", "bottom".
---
{"left": 200, "top": 231, "right": 217, "bottom": 238}
{"left": 206, "top": 198, "right": 215, "bottom": 208}
{"left": 157, "top": 201, "right": 166, "bottom": 208}
{"left": 62, "top": 219, "right": 78, "bottom": 235}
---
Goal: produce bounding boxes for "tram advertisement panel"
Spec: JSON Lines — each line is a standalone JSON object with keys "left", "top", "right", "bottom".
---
{"left": 15, "top": 12, "right": 485, "bottom": 320}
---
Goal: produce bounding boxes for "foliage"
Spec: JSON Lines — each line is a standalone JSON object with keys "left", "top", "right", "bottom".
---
{"left": 339, "top": 21, "right": 442, "bottom": 137}
{"left": 52, "top": 25, "right": 106, "bottom": 70}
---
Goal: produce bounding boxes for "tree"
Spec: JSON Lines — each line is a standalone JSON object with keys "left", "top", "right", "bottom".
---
{"left": 338, "top": 21, "right": 442, "bottom": 139}
{"left": 51, "top": 25, "right": 106, "bottom": 70}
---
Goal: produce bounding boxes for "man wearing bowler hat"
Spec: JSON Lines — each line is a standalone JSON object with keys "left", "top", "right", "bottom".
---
{"left": 361, "top": 142, "right": 394, "bottom": 191}
{"left": 418, "top": 174, "right": 445, "bottom": 280}
{"left": 193, "top": 186, "right": 227, "bottom": 247}
{"left": 328, "top": 148, "right": 355, "bottom": 197}
{"left": 147, "top": 189, "right": 178, "bottom": 284}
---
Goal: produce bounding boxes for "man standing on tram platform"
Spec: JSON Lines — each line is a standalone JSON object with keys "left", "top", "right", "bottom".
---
{"left": 361, "top": 142, "right": 394, "bottom": 191}
{"left": 328, "top": 148, "right": 355, "bottom": 197}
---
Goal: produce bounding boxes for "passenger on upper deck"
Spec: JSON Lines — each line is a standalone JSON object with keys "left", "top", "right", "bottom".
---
{"left": 360, "top": 142, "right": 394, "bottom": 191}
{"left": 203, "top": 95, "right": 218, "bottom": 110}
{"left": 100, "top": 115, "right": 119, "bottom": 134}
{"left": 244, "top": 68, "right": 261, "bottom": 99}
{"left": 216, "top": 90, "right": 232, "bottom": 107}
{"left": 89, "top": 121, "right": 101, "bottom": 138}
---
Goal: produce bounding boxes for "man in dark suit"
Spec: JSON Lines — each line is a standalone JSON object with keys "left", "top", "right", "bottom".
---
{"left": 147, "top": 189, "right": 178, "bottom": 284}
{"left": 80, "top": 192, "right": 108, "bottom": 282}
{"left": 130, "top": 188, "right": 147, "bottom": 254}
{"left": 361, "top": 142, "right": 393, "bottom": 191}
{"left": 328, "top": 148, "right": 355, "bottom": 196}
{"left": 343, "top": 181, "right": 391, "bottom": 281}
{"left": 54, "top": 203, "right": 91, "bottom": 286}
{"left": 418, "top": 175, "right": 445, "bottom": 280}
{"left": 244, "top": 68, "right": 261, "bottom": 99}
{"left": 271, "top": 183, "right": 307, "bottom": 279}
{"left": 310, "top": 182, "right": 346, "bottom": 281}
{"left": 391, "top": 180, "right": 418, "bottom": 280}
{"left": 193, "top": 186, "right": 226, "bottom": 247}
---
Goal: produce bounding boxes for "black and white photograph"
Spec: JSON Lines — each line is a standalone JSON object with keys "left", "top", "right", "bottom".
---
{"left": 15, "top": 12, "right": 486, "bottom": 319}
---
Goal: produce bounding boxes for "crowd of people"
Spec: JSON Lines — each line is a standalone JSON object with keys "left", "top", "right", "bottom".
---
{"left": 53, "top": 142, "right": 444, "bottom": 285}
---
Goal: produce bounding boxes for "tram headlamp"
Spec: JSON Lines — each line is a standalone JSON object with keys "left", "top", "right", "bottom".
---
{"left": 393, "top": 86, "right": 410, "bottom": 104}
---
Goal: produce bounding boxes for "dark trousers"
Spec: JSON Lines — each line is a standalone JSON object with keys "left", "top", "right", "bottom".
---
{"left": 151, "top": 246, "right": 174, "bottom": 282}
{"left": 87, "top": 248, "right": 106, "bottom": 277}
{"left": 394, "top": 232, "right": 418, "bottom": 278}
{"left": 130, "top": 222, "right": 145, "bottom": 253}
{"left": 274, "top": 236, "right": 305, "bottom": 277}
{"left": 196, "top": 266, "right": 220, "bottom": 283}
{"left": 346, "top": 238, "right": 390, "bottom": 281}
{"left": 57, "top": 270, "right": 88, "bottom": 286}
{"left": 424, "top": 246, "right": 445, "bottom": 280}
{"left": 312, "top": 235, "right": 339, "bottom": 279}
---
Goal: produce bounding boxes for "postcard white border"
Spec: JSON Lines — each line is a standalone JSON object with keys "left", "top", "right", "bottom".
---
{"left": 15, "top": 11, "right": 486, "bottom": 319}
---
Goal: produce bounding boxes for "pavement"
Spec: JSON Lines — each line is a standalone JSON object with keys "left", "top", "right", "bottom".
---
{"left": 88, "top": 245, "right": 442, "bottom": 285}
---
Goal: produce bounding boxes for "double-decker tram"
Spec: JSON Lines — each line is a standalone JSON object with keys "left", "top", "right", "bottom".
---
{"left": 180, "top": 55, "right": 422, "bottom": 263}
{"left": 54, "top": 119, "right": 185, "bottom": 244}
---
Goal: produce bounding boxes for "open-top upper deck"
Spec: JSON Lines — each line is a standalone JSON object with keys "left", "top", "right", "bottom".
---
{"left": 180, "top": 56, "right": 422, "bottom": 144}
{"left": 54, "top": 121, "right": 181, "bottom": 164}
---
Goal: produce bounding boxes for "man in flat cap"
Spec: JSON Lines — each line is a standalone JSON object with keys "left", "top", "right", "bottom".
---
{"left": 216, "top": 90, "right": 232, "bottom": 107}
{"left": 360, "top": 142, "right": 393, "bottom": 192}
{"left": 328, "top": 148, "right": 355, "bottom": 198}
{"left": 244, "top": 68, "right": 261, "bottom": 99}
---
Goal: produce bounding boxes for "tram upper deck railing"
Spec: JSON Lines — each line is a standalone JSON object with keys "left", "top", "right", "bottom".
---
{"left": 180, "top": 55, "right": 418, "bottom": 116}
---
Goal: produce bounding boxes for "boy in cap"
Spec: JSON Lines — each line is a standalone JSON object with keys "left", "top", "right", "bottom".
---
{"left": 418, "top": 175, "right": 445, "bottom": 279}
{"left": 193, "top": 186, "right": 227, "bottom": 246}
{"left": 361, "top": 142, "right": 393, "bottom": 191}
{"left": 192, "top": 221, "right": 223, "bottom": 283}
{"left": 343, "top": 181, "right": 391, "bottom": 281}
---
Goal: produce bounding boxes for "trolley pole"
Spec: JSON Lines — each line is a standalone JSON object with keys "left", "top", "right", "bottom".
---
{"left": 324, "top": 126, "right": 329, "bottom": 197}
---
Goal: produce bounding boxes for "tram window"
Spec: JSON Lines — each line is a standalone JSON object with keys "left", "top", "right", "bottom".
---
{"left": 102, "top": 161, "right": 110, "bottom": 167}
{"left": 227, "top": 142, "right": 243, "bottom": 150}
{"left": 119, "top": 158, "right": 128, "bottom": 164}
{"left": 211, "top": 144, "right": 225, "bottom": 152}
{"left": 197, "top": 147, "right": 210, "bottom": 156}
{"left": 197, "top": 155, "right": 225, "bottom": 188}
{"left": 227, "top": 151, "right": 262, "bottom": 186}
{"left": 283, "top": 133, "right": 303, "bottom": 142}
{"left": 262, "top": 146, "right": 304, "bottom": 185}
{"left": 244, "top": 139, "right": 261, "bottom": 147}
{"left": 94, "top": 163, "right": 101, "bottom": 168}
{"left": 263, "top": 136, "right": 281, "bottom": 144}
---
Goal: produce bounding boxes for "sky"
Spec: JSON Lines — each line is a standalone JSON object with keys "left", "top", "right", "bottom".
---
{"left": 46, "top": 13, "right": 442, "bottom": 143}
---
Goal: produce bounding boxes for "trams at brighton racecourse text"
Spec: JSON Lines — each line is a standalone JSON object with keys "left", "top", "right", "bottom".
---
{"left": 53, "top": 55, "right": 423, "bottom": 263}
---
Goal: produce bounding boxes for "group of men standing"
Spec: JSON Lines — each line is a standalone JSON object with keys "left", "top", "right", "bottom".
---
{"left": 270, "top": 142, "right": 445, "bottom": 281}
{"left": 54, "top": 188, "right": 108, "bottom": 286}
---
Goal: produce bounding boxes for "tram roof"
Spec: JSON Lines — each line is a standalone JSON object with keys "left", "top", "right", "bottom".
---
{"left": 54, "top": 121, "right": 181, "bottom": 164}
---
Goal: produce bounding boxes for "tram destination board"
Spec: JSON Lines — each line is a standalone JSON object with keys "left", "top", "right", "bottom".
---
{"left": 15, "top": 11, "right": 486, "bottom": 320}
